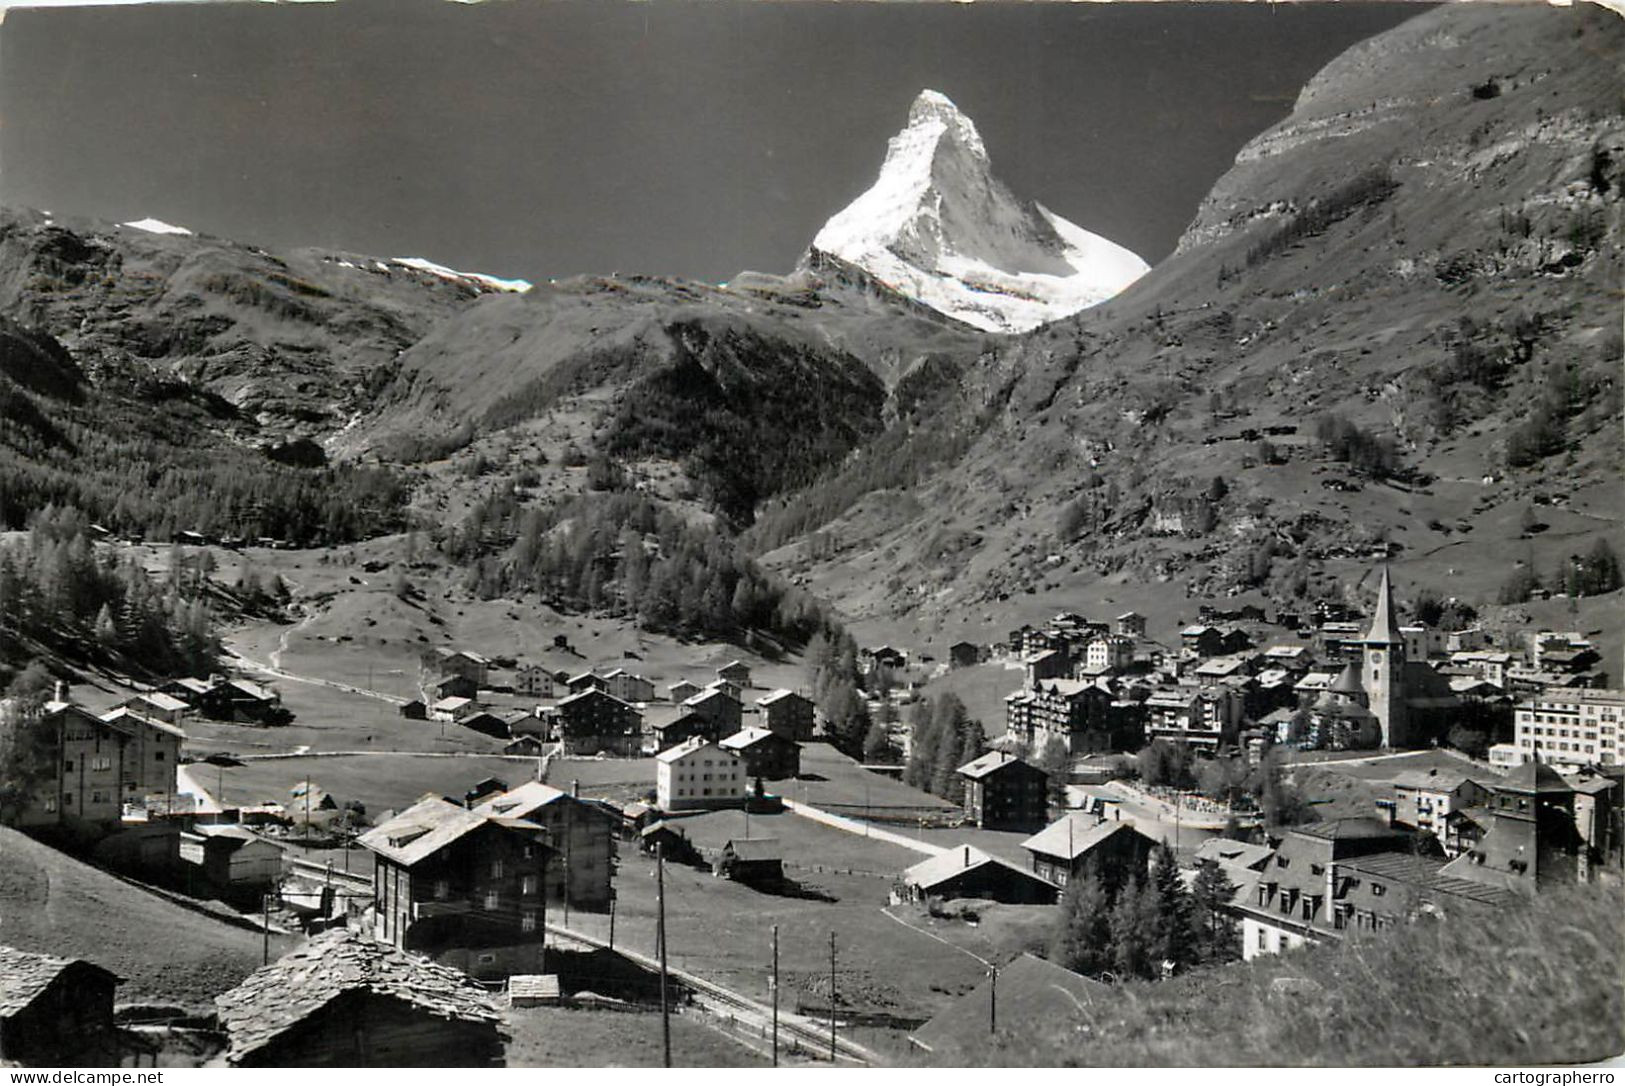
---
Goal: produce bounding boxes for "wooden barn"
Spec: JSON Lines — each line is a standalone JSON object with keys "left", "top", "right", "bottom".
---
{"left": 214, "top": 929, "right": 507, "bottom": 1067}
{"left": 714, "top": 838, "right": 782, "bottom": 888}
{"left": 896, "top": 845, "right": 1059, "bottom": 905}
{"left": 0, "top": 946, "right": 120, "bottom": 1066}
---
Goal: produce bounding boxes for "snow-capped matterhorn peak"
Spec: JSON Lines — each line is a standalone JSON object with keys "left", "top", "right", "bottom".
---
{"left": 810, "top": 89, "right": 1148, "bottom": 334}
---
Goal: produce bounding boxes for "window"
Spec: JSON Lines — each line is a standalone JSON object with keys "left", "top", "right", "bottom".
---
{"left": 43, "top": 796, "right": 57, "bottom": 813}
{"left": 91, "top": 755, "right": 112, "bottom": 772}
{"left": 490, "top": 859, "right": 504, "bottom": 878}
{"left": 521, "top": 910, "right": 538, "bottom": 933}
{"left": 1371, "top": 883, "right": 1386, "bottom": 896}
{"left": 434, "top": 880, "right": 450, "bottom": 901}
{"left": 154, "top": 750, "right": 166, "bottom": 762}
{"left": 522, "top": 875, "right": 539, "bottom": 896}
{"left": 484, "top": 891, "right": 500, "bottom": 910}
{"left": 64, "top": 760, "right": 74, "bottom": 772}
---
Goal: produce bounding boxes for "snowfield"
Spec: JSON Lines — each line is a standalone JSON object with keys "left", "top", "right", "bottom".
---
{"left": 813, "top": 89, "right": 1148, "bottom": 333}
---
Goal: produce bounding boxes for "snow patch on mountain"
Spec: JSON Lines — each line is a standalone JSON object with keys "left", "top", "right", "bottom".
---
{"left": 390, "top": 256, "right": 533, "bottom": 293}
{"left": 811, "top": 90, "right": 1147, "bottom": 334}
{"left": 120, "top": 217, "right": 193, "bottom": 236}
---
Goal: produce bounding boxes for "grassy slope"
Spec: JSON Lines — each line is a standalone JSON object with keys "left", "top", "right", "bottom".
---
{"left": 505, "top": 1005, "right": 768, "bottom": 1068}
{"left": 960, "top": 884, "right": 1624, "bottom": 1067}
{"left": 0, "top": 826, "right": 294, "bottom": 1007}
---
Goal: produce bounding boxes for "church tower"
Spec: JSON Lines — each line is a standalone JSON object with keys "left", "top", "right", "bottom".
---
{"left": 1361, "top": 566, "right": 1409, "bottom": 748}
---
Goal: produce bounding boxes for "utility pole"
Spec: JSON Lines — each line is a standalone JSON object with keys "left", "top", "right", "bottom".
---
{"left": 828, "top": 931, "right": 837, "bottom": 1063}
{"left": 989, "top": 962, "right": 998, "bottom": 1033}
{"left": 657, "top": 840, "right": 671, "bottom": 1069}
{"left": 771, "top": 924, "right": 780, "bottom": 1068}
{"left": 261, "top": 891, "right": 270, "bottom": 965}
{"left": 608, "top": 895, "right": 617, "bottom": 949}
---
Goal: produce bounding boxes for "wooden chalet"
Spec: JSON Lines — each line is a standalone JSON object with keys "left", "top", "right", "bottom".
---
{"left": 720, "top": 726, "right": 801, "bottom": 780}
{"left": 957, "top": 751, "right": 1049, "bottom": 832}
{"left": 714, "top": 837, "right": 782, "bottom": 887}
{"left": 0, "top": 947, "right": 120, "bottom": 1066}
{"left": 896, "top": 845, "right": 1059, "bottom": 905}
{"left": 214, "top": 929, "right": 507, "bottom": 1067}
{"left": 1019, "top": 814, "right": 1156, "bottom": 887}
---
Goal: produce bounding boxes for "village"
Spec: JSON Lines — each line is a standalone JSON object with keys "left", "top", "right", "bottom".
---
{"left": 1, "top": 545, "right": 1620, "bottom": 1068}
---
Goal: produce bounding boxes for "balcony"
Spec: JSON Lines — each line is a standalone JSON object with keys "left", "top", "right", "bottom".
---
{"left": 412, "top": 898, "right": 474, "bottom": 920}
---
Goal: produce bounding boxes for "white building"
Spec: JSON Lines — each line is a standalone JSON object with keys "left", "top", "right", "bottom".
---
{"left": 655, "top": 737, "right": 743, "bottom": 812}
{"left": 1083, "top": 636, "right": 1134, "bottom": 674}
{"left": 1512, "top": 688, "right": 1624, "bottom": 768}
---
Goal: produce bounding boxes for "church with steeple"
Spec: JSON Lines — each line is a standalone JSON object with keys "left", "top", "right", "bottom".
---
{"left": 1304, "top": 566, "right": 1467, "bottom": 751}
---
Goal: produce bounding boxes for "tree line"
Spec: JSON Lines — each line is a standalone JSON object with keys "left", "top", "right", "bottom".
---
{"left": 0, "top": 505, "right": 222, "bottom": 686}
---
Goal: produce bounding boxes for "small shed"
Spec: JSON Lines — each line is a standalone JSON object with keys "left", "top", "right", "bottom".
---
{"left": 399, "top": 699, "right": 427, "bottom": 721}
{"left": 214, "top": 929, "right": 507, "bottom": 1067}
{"left": 0, "top": 946, "right": 120, "bottom": 1065}
{"left": 714, "top": 837, "right": 782, "bottom": 887}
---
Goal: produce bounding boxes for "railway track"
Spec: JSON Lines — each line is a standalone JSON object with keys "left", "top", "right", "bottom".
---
{"left": 546, "top": 923, "right": 880, "bottom": 1065}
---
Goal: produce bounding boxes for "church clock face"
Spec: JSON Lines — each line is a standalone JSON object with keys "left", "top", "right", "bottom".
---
{"left": 1372, "top": 650, "right": 1384, "bottom": 664}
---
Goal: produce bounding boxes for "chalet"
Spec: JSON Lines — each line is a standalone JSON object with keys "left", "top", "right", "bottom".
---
{"left": 1263, "top": 644, "right": 1315, "bottom": 670}
{"left": 1116, "top": 611, "right": 1148, "bottom": 639}
{"left": 504, "top": 735, "right": 549, "bottom": 756}
{"left": 159, "top": 676, "right": 214, "bottom": 704}
{"left": 1180, "top": 625, "right": 1226, "bottom": 658}
{"left": 553, "top": 688, "right": 641, "bottom": 756}
{"left": 860, "top": 646, "right": 906, "bottom": 680}
{"left": 0, "top": 947, "right": 120, "bottom": 1066}
{"left": 683, "top": 688, "right": 743, "bottom": 736}
{"left": 910, "top": 954, "right": 1105, "bottom": 1058}
{"left": 647, "top": 707, "right": 721, "bottom": 753}
{"left": 666, "top": 679, "right": 702, "bottom": 704}
{"left": 214, "top": 929, "right": 507, "bottom": 1067}
{"left": 706, "top": 677, "right": 744, "bottom": 702}
{"left": 714, "top": 837, "right": 782, "bottom": 887}
{"left": 473, "top": 781, "right": 618, "bottom": 909}
{"left": 1020, "top": 814, "right": 1156, "bottom": 888}
{"left": 565, "top": 672, "right": 607, "bottom": 696}
{"left": 895, "top": 845, "right": 1058, "bottom": 905}
{"left": 432, "top": 675, "right": 479, "bottom": 702}
{"left": 1023, "top": 648, "right": 1070, "bottom": 686}
{"left": 514, "top": 664, "right": 558, "bottom": 699}
{"left": 359, "top": 794, "right": 553, "bottom": 980}
{"left": 424, "top": 648, "right": 489, "bottom": 686}
{"left": 459, "top": 710, "right": 512, "bottom": 738}
{"left": 601, "top": 668, "right": 655, "bottom": 704}
{"left": 948, "top": 641, "right": 981, "bottom": 669}
{"left": 638, "top": 820, "right": 697, "bottom": 862}
{"left": 656, "top": 737, "right": 743, "bottom": 812}
{"left": 464, "top": 778, "right": 509, "bottom": 807}
{"left": 179, "top": 824, "right": 283, "bottom": 903}
{"left": 197, "top": 678, "right": 282, "bottom": 723}
{"left": 115, "top": 691, "right": 189, "bottom": 726}
{"left": 14, "top": 699, "right": 184, "bottom": 829}
{"left": 756, "top": 689, "right": 815, "bottom": 741}
{"left": 430, "top": 696, "right": 477, "bottom": 723}
{"left": 400, "top": 699, "right": 428, "bottom": 721}
{"left": 957, "top": 751, "right": 1048, "bottom": 832}
{"left": 716, "top": 660, "right": 753, "bottom": 687}
{"left": 1234, "top": 819, "right": 1518, "bottom": 960}
{"left": 720, "top": 727, "right": 801, "bottom": 780}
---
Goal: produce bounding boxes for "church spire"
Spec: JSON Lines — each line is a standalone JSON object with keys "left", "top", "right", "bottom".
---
{"left": 1364, "top": 565, "right": 1400, "bottom": 645}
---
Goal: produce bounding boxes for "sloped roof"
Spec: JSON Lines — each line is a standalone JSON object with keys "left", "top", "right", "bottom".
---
{"left": 655, "top": 736, "right": 732, "bottom": 764}
{"left": 720, "top": 727, "right": 794, "bottom": 752}
{"left": 902, "top": 846, "right": 1050, "bottom": 894}
{"left": 1497, "top": 758, "right": 1574, "bottom": 795}
{"left": 0, "top": 946, "right": 119, "bottom": 1018}
{"left": 98, "top": 706, "right": 186, "bottom": 739}
{"left": 957, "top": 750, "right": 1036, "bottom": 780}
{"left": 1193, "top": 838, "right": 1274, "bottom": 871}
{"left": 471, "top": 780, "right": 569, "bottom": 820}
{"left": 1020, "top": 814, "right": 1147, "bottom": 861}
{"left": 723, "top": 837, "right": 780, "bottom": 862}
{"left": 1365, "top": 566, "right": 1400, "bottom": 645}
{"left": 129, "top": 691, "right": 189, "bottom": 713}
{"left": 214, "top": 929, "right": 504, "bottom": 1064}
{"left": 910, "top": 953, "right": 1104, "bottom": 1054}
{"left": 756, "top": 688, "right": 807, "bottom": 706}
{"left": 357, "top": 794, "right": 492, "bottom": 866}
{"left": 1329, "top": 662, "right": 1365, "bottom": 696}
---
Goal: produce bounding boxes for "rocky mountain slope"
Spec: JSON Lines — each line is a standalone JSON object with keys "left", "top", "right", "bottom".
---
{"left": 808, "top": 90, "right": 1149, "bottom": 334}
{"left": 757, "top": 2, "right": 1624, "bottom": 636}
{"left": 0, "top": 207, "right": 490, "bottom": 437}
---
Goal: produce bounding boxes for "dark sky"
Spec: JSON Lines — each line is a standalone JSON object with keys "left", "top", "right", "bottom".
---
{"left": 0, "top": 0, "right": 1421, "bottom": 284}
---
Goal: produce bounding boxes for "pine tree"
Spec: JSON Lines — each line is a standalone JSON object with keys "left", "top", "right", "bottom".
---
{"left": 1108, "top": 874, "right": 1157, "bottom": 980}
{"left": 1150, "top": 841, "right": 1197, "bottom": 974}
{"left": 1050, "top": 860, "right": 1115, "bottom": 976}
{"left": 93, "top": 603, "right": 118, "bottom": 649}
{"left": 1190, "top": 859, "right": 1240, "bottom": 963}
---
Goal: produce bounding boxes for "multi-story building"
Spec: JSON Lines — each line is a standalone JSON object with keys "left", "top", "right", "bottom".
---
{"left": 1234, "top": 819, "right": 1518, "bottom": 961}
{"left": 719, "top": 727, "right": 801, "bottom": 780}
{"left": 12, "top": 698, "right": 183, "bottom": 829}
{"left": 1511, "top": 688, "right": 1624, "bottom": 768}
{"left": 552, "top": 689, "right": 642, "bottom": 756}
{"left": 1387, "top": 768, "right": 1494, "bottom": 855}
{"left": 471, "top": 781, "right": 617, "bottom": 910}
{"left": 514, "top": 665, "right": 557, "bottom": 699}
{"left": 655, "top": 738, "right": 744, "bottom": 812}
{"left": 600, "top": 669, "right": 654, "bottom": 705}
{"left": 1083, "top": 636, "right": 1135, "bottom": 675}
{"left": 957, "top": 751, "right": 1049, "bottom": 832}
{"left": 1144, "top": 685, "right": 1240, "bottom": 750}
{"left": 359, "top": 794, "right": 552, "bottom": 980}
{"left": 682, "top": 688, "right": 742, "bottom": 737}
{"left": 756, "top": 689, "right": 815, "bottom": 741}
